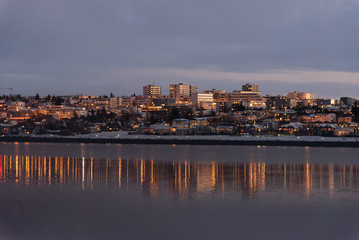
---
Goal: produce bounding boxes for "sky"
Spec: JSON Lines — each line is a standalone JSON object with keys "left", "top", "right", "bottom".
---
{"left": 0, "top": 0, "right": 359, "bottom": 98}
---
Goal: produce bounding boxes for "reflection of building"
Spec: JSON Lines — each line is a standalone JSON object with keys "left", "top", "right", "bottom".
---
{"left": 196, "top": 164, "right": 214, "bottom": 192}
{"left": 1, "top": 155, "right": 358, "bottom": 200}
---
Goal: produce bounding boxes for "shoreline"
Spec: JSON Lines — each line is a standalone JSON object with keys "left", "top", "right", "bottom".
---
{"left": 1, "top": 134, "right": 359, "bottom": 147}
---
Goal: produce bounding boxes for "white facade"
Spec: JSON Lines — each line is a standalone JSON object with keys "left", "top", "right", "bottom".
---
{"left": 170, "top": 83, "right": 198, "bottom": 103}
{"left": 143, "top": 85, "right": 161, "bottom": 97}
{"left": 191, "top": 92, "right": 214, "bottom": 110}
{"left": 288, "top": 91, "right": 315, "bottom": 100}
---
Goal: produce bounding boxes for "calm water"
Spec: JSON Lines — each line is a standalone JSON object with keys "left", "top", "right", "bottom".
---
{"left": 1, "top": 143, "right": 359, "bottom": 240}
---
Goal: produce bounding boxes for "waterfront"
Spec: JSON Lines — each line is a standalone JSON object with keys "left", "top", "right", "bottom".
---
{"left": 1, "top": 143, "right": 359, "bottom": 239}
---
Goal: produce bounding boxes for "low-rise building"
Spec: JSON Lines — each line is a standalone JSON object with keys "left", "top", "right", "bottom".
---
{"left": 334, "top": 128, "right": 355, "bottom": 137}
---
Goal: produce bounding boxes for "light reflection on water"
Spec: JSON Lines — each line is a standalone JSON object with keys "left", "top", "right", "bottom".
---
{"left": 2, "top": 144, "right": 359, "bottom": 240}
{"left": 1, "top": 154, "right": 359, "bottom": 200}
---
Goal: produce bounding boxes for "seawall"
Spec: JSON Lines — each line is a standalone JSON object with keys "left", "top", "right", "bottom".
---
{"left": 1, "top": 136, "right": 359, "bottom": 148}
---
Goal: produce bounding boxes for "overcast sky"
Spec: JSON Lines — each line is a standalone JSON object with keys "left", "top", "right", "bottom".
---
{"left": 1, "top": 0, "right": 359, "bottom": 98}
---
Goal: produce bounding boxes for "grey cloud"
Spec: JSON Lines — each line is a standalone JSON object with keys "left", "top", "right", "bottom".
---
{"left": 0, "top": 0, "right": 358, "bottom": 96}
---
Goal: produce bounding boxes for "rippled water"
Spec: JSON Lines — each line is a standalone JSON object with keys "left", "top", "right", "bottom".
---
{"left": 1, "top": 142, "right": 359, "bottom": 240}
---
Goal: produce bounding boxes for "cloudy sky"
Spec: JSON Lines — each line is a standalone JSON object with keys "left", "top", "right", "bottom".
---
{"left": 1, "top": 0, "right": 359, "bottom": 98}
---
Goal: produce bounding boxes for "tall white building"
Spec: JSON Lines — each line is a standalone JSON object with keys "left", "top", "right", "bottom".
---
{"left": 191, "top": 92, "right": 214, "bottom": 110}
{"left": 169, "top": 83, "right": 198, "bottom": 103}
{"left": 143, "top": 85, "right": 161, "bottom": 97}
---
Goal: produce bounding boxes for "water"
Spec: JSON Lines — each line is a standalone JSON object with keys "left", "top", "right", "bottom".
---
{"left": 1, "top": 142, "right": 359, "bottom": 240}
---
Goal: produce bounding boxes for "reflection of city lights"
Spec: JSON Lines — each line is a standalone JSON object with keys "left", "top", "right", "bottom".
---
{"left": 0, "top": 154, "right": 356, "bottom": 200}
{"left": 82, "top": 157, "right": 85, "bottom": 190}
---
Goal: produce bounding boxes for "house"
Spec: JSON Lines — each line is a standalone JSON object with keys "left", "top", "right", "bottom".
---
{"left": 172, "top": 119, "right": 190, "bottom": 128}
{"left": 279, "top": 122, "right": 305, "bottom": 135}
{"left": 261, "top": 120, "right": 279, "bottom": 132}
{"left": 190, "top": 118, "right": 208, "bottom": 128}
{"left": 0, "top": 123, "right": 17, "bottom": 135}
{"left": 87, "top": 123, "right": 106, "bottom": 133}
{"left": 339, "top": 122, "right": 359, "bottom": 135}
{"left": 174, "top": 127, "right": 194, "bottom": 135}
{"left": 171, "top": 119, "right": 194, "bottom": 135}
{"left": 337, "top": 114, "right": 353, "bottom": 123}
{"left": 234, "top": 119, "right": 254, "bottom": 135}
{"left": 273, "top": 110, "right": 297, "bottom": 122}
{"left": 149, "top": 123, "right": 173, "bottom": 135}
{"left": 0, "top": 111, "right": 6, "bottom": 119}
{"left": 194, "top": 125, "right": 215, "bottom": 135}
{"left": 135, "top": 126, "right": 151, "bottom": 134}
{"left": 297, "top": 113, "right": 336, "bottom": 123}
{"left": 334, "top": 128, "right": 355, "bottom": 137}
{"left": 215, "top": 126, "right": 233, "bottom": 134}
{"left": 308, "top": 123, "right": 338, "bottom": 136}
{"left": 244, "top": 124, "right": 264, "bottom": 135}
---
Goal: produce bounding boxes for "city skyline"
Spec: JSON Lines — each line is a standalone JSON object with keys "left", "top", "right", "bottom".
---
{"left": 0, "top": 81, "right": 356, "bottom": 100}
{"left": 1, "top": 0, "right": 359, "bottom": 98}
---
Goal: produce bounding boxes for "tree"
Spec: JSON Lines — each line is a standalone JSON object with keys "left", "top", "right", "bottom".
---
{"left": 35, "top": 93, "right": 40, "bottom": 100}
{"left": 54, "top": 96, "right": 63, "bottom": 105}
{"left": 72, "top": 111, "right": 79, "bottom": 119}
{"left": 110, "top": 92, "right": 115, "bottom": 98}
{"left": 235, "top": 103, "right": 246, "bottom": 112}
{"left": 170, "top": 108, "right": 180, "bottom": 122}
{"left": 352, "top": 105, "right": 359, "bottom": 122}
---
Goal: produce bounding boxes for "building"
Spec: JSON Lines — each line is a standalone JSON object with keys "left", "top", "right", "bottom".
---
{"left": 6, "top": 101, "right": 26, "bottom": 112}
{"left": 288, "top": 91, "right": 315, "bottom": 100}
{"left": 242, "top": 83, "right": 259, "bottom": 92}
{"left": 229, "top": 90, "right": 266, "bottom": 109}
{"left": 92, "top": 98, "right": 110, "bottom": 111}
{"left": 143, "top": 85, "right": 161, "bottom": 97}
{"left": 171, "top": 118, "right": 194, "bottom": 135}
{"left": 297, "top": 113, "right": 337, "bottom": 123}
{"left": 334, "top": 128, "right": 355, "bottom": 137}
{"left": 134, "top": 96, "right": 153, "bottom": 109}
{"left": 109, "top": 97, "right": 122, "bottom": 112}
{"left": 265, "top": 95, "right": 301, "bottom": 109}
{"left": 340, "top": 97, "right": 357, "bottom": 106}
{"left": 204, "top": 89, "right": 230, "bottom": 102}
{"left": 37, "top": 105, "right": 85, "bottom": 120}
{"left": 120, "top": 96, "right": 136, "bottom": 108}
{"left": 169, "top": 83, "right": 198, "bottom": 104}
{"left": 152, "top": 95, "right": 176, "bottom": 106}
{"left": 273, "top": 110, "right": 297, "bottom": 122}
{"left": 315, "top": 99, "right": 334, "bottom": 108}
{"left": 337, "top": 114, "right": 353, "bottom": 123}
{"left": 191, "top": 92, "right": 215, "bottom": 110}
{"left": 265, "top": 95, "right": 289, "bottom": 110}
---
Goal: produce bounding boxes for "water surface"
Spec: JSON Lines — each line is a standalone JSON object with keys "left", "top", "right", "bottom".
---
{"left": 0, "top": 142, "right": 359, "bottom": 240}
